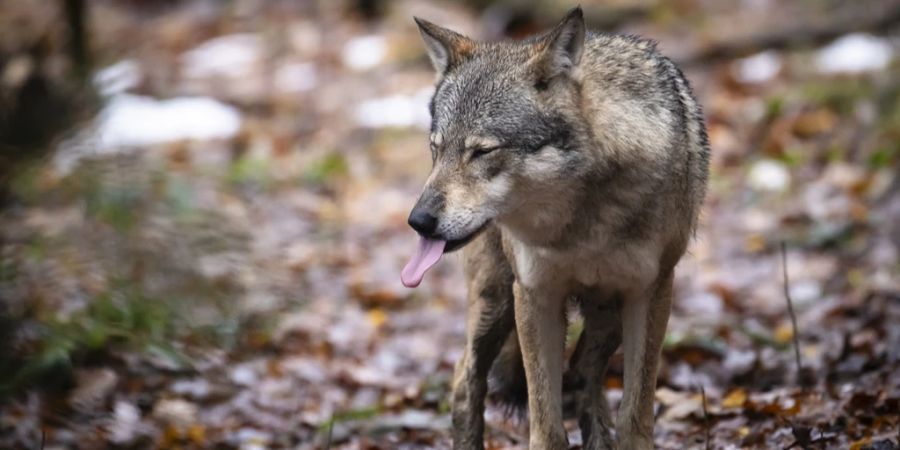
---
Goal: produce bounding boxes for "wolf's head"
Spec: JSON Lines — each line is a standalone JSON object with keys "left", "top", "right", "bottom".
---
{"left": 401, "top": 8, "right": 591, "bottom": 287}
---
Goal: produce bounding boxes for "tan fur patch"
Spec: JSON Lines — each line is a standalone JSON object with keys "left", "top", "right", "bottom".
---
{"left": 464, "top": 135, "right": 500, "bottom": 149}
{"left": 453, "top": 38, "right": 477, "bottom": 57}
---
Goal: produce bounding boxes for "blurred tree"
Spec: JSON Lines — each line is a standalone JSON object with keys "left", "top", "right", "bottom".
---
{"left": 0, "top": 0, "right": 96, "bottom": 205}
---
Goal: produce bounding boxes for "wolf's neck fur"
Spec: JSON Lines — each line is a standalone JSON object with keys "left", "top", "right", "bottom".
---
{"left": 496, "top": 161, "right": 598, "bottom": 248}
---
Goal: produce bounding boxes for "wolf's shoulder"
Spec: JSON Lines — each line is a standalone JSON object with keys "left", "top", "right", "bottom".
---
{"left": 580, "top": 31, "right": 687, "bottom": 98}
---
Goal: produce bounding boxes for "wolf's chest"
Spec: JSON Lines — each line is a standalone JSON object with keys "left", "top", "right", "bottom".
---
{"left": 507, "top": 233, "right": 661, "bottom": 296}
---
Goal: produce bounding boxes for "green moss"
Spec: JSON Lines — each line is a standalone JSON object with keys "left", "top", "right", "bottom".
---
{"left": 317, "top": 407, "right": 382, "bottom": 432}
{"left": 869, "top": 145, "right": 898, "bottom": 168}
{"left": 228, "top": 155, "right": 271, "bottom": 186}
{"left": 1, "top": 280, "right": 203, "bottom": 397}
{"left": 303, "top": 152, "right": 348, "bottom": 185}
{"left": 800, "top": 78, "right": 874, "bottom": 115}
{"left": 83, "top": 181, "right": 144, "bottom": 231}
{"left": 164, "top": 174, "right": 198, "bottom": 218}
{"left": 765, "top": 95, "right": 785, "bottom": 121}
{"left": 779, "top": 148, "right": 806, "bottom": 167}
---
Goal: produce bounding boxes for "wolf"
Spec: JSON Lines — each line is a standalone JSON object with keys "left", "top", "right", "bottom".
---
{"left": 400, "top": 7, "right": 709, "bottom": 449}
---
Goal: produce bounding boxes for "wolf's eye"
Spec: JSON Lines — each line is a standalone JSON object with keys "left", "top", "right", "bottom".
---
{"left": 470, "top": 146, "right": 500, "bottom": 159}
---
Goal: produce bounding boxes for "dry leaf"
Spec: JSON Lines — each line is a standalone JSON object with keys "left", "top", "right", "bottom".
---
{"left": 722, "top": 388, "right": 748, "bottom": 409}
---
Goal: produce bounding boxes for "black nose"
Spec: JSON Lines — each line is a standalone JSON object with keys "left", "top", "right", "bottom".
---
{"left": 408, "top": 208, "right": 438, "bottom": 235}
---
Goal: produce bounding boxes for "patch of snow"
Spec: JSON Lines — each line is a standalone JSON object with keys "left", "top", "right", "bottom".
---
{"left": 723, "top": 348, "right": 756, "bottom": 374}
{"left": 233, "top": 428, "right": 271, "bottom": 450}
{"left": 152, "top": 398, "right": 198, "bottom": 426}
{"left": 109, "top": 401, "right": 142, "bottom": 445}
{"left": 229, "top": 364, "right": 258, "bottom": 386}
{"left": 342, "top": 35, "right": 387, "bottom": 71}
{"left": 733, "top": 50, "right": 781, "bottom": 84}
{"left": 354, "top": 87, "right": 433, "bottom": 129}
{"left": 170, "top": 378, "right": 212, "bottom": 399}
{"left": 748, "top": 159, "right": 790, "bottom": 192}
{"left": 181, "top": 33, "right": 263, "bottom": 80}
{"left": 789, "top": 280, "right": 822, "bottom": 307}
{"left": 680, "top": 291, "right": 724, "bottom": 317}
{"left": 178, "top": 33, "right": 277, "bottom": 101}
{"left": 94, "top": 60, "right": 141, "bottom": 96}
{"left": 816, "top": 33, "right": 893, "bottom": 74}
{"left": 97, "top": 94, "right": 242, "bottom": 149}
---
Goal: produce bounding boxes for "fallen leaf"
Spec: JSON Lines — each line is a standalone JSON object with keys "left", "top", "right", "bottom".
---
{"left": 187, "top": 424, "right": 206, "bottom": 446}
{"left": 849, "top": 436, "right": 871, "bottom": 450}
{"left": 368, "top": 308, "right": 388, "bottom": 328}
{"left": 152, "top": 398, "right": 198, "bottom": 427}
{"left": 722, "top": 388, "right": 748, "bottom": 409}
{"left": 68, "top": 368, "right": 118, "bottom": 413}
{"left": 774, "top": 323, "right": 794, "bottom": 345}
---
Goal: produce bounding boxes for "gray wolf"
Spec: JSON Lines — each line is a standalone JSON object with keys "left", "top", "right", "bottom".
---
{"left": 401, "top": 7, "right": 709, "bottom": 449}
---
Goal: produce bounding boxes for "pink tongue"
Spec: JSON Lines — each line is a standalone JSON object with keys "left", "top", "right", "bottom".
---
{"left": 401, "top": 237, "right": 446, "bottom": 287}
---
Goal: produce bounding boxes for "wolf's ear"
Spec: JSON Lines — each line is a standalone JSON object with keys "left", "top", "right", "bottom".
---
{"left": 537, "top": 7, "right": 586, "bottom": 77}
{"left": 414, "top": 17, "right": 477, "bottom": 75}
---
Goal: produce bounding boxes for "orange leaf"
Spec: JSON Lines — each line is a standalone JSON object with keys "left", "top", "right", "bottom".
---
{"left": 722, "top": 388, "right": 748, "bottom": 409}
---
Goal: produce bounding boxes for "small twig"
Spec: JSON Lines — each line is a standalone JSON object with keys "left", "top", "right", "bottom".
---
{"left": 780, "top": 242, "right": 803, "bottom": 386}
{"left": 700, "top": 384, "right": 711, "bottom": 450}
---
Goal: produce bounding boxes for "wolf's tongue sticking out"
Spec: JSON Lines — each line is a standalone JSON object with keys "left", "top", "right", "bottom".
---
{"left": 401, "top": 237, "right": 446, "bottom": 287}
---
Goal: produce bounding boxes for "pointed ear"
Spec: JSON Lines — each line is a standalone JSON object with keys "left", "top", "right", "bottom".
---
{"left": 537, "top": 7, "right": 586, "bottom": 77}
{"left": 414, "top": 17, "right": 477, "bottom": 75}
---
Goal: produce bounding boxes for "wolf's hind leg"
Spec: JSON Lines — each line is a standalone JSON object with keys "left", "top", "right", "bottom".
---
{"left": 452, "top": 227, "right": 515, "bottom": 450}
{"left": 569, "top": 296, "right": 622, "bottom": 450}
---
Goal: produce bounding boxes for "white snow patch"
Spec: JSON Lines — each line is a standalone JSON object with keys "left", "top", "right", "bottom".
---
{"left": 680, "top": 291, "right": 724, "bottom": 317}
{"left": 342, "top": 35, "right": 387, "bottom": 71}
{"left": 789, "top": 280, "right": 822, "bottom": 307}
{"left": 97, "top": 94, "right": 241, "bottom": 149}
{"left": 109, "top": 401, "right": 141, "bottom": 445}
{"left": 816, "top": 33, "right": 893, "bottom": 74}
{"left": 354, "top": 87, "right": 433, "bottom": 129}
{"left": 94, "top": 60, "right": 141, "bottom": 96}
{"left": 733, "top": 50, "right": 781, "bottom": 84}
{"left": 748, "top": 159, "right": 790, "bottom": 192}
{"left": 181, "top": 33, "right": 263, "bottom": 79}
{"left": 229, "top": 364, "right": 258, "bottom": 387}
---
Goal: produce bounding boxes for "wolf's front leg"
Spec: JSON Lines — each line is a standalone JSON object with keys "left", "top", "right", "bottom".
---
{"left": 513, "top": 281, "right": 568, "bottom": 450}
{"left": 451, "top": 288, "right": 514, "bottom": 449}
{"left": 617, "top": 270, "right": 674, "bottom": 450}
{"left": 570, "top": 297, "right": 622, "bottom": 450}
{"left": 452, "top": 230, "right": 516, "bottom": 450}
